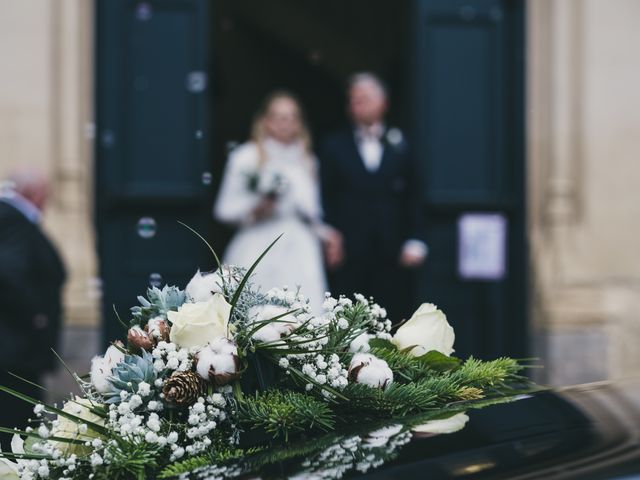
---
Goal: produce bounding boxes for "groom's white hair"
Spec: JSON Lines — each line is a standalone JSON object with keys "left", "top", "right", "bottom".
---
{"left": 347, "top": 72, "right": 388, "bottom": 99}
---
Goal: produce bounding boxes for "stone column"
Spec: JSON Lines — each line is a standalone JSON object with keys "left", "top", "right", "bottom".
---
{"left": 528, "top": 0, "right": 640, "bottom": 385}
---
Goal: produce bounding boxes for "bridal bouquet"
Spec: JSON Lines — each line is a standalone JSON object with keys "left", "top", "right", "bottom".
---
{"left": 0, "top": 238, "right": 531, "bottom": 480}
{"left": 245, "top": 169, "right": 288, "bottom": 199}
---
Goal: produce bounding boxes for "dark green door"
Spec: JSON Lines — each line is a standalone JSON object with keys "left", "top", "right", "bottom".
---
{"left": 95, "top": 0, "right": 526, "bottom": 359}
{"left": 413, "top": 0, "right": 527, "bottom": 359}
{"left": 95, "top": 0, "right": 213, "bottom": 346}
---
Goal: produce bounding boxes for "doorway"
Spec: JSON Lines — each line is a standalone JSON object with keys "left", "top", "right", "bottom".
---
{"left": 95, "top": 0, "right": 526, "bottom": 359}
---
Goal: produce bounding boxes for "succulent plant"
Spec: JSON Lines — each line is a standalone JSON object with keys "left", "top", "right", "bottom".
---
{"left": 104, "top": 350, "right": 157, "bottom": 404}
{"left": 130, "top": 284, "right": 186, "bottom": 326}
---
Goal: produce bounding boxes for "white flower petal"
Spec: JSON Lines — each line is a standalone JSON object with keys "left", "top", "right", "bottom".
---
{"left": 392, "top": 303, "right": 455, "bottom": 356}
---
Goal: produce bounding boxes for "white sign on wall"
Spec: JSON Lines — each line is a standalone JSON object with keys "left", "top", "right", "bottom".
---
{"left": 457, "top": 213, "right": 507, "bottom": 280}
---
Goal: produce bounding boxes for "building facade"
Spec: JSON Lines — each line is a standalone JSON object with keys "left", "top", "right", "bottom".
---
{"left": 1, "top": 0, "right": 639, "bottom": 386}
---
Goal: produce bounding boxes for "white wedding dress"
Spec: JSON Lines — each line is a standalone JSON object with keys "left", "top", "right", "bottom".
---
{"left": 214, "top": 137, "right": 327, "bottom": 314}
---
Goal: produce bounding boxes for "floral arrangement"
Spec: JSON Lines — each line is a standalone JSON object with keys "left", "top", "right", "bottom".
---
{"left": 245, "top": 169, "right": 288, "bottom": 198}
{"left": 0, "top": 239, "right": 531, "bottom": 480}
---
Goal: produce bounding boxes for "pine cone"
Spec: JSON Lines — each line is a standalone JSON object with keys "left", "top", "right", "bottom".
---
{"left": 162, "top": 371, "right": 206, "bottom": 407}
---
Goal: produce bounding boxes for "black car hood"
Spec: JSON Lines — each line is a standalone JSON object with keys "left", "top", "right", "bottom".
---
{"left": 182, "top": 378, "right": 640, "bottom": 480}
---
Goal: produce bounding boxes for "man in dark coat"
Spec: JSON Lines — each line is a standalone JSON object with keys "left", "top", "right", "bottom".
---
{"left": 320, "top": 73, "right": 427, "bottom": 322}
{"left": 0, "top": 172, "right": 66, "bottom": 443}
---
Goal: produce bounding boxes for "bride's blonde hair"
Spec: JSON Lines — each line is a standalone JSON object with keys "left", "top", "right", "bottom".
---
{"left": 251, "top": 90, "right": 314, "bottom": 170}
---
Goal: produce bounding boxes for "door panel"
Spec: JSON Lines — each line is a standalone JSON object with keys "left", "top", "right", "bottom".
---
{"left": 413, "top": 0, "right": 526, "bottom": 359}
{"left": 95, "top": 0, "right": 213, "bottom": 346}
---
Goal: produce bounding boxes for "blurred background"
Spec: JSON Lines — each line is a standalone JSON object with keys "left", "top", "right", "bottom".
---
{"left": 0, "top": 0, "right": 639, "bottom": 401}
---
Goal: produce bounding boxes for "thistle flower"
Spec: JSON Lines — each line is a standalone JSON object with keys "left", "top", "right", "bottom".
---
{"left": 348, "top": 353, "right": 393, "bottom": 389}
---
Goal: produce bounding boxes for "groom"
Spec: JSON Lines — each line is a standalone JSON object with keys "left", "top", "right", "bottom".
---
{"left": 320, "top": 73, "right": 427, "bottom": 322}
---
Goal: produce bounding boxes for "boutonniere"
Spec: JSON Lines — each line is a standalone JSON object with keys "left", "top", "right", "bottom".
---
{"left": 386, "top": 127, "right": 404, "bottom": 148}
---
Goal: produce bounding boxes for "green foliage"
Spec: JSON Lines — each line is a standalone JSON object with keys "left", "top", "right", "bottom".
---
{"left": 450, "top": 357, "right": 524, "bottom": 389}
{"left": 158, "top": 456, "right": 211, "bottom": 479}
{"left": 92, "top": 437, "right": 162, "bottom": 480}
{"left": 338, "top": 356, "right": 527, "bottom": 417}
{"left": 158, "top": 446, "right": 264, "bottom": 479}
{"left": 104, "top": 351, "right": 157, "bottom": 404}
{"left": 325, "top": 301, "right": 372, "bottom": 351}
{"left": 417, "top": 350, "right": 463, "bottom": 372}
{"left": 237, "top": 390, "right": 335, "bottom": 440}
{"left": 130, "top": 285, "right": 186, "bottom": 326}
{"left": 369, "top": 345, "right": 461, "bottom": 383}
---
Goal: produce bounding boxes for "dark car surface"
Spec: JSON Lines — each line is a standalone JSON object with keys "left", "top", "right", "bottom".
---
{"left": 354, "top": 379, "right": 640, "bottom": 480}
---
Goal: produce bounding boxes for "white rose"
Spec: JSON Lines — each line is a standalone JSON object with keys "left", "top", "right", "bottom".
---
{"left": 185, "top": 269, "right": 225, "bottom": 303}
{"left": 0, "top": 459, "right": 18, "bottom": 480}
{"left": 412, "top": 412, "right": 469, "bottom": 436}
{"left": 0, "top": 440, "right": 19, "bottom": 480}
{"left": 392, "top": 303, "right": 454, "bottom": 356}
{"left": 168, "top": 293, "right": 231, "bottom": 348}
{"left": 90, "top": 343, "right": 126, "bottom": 394}
{"left": 50, "top": 397, "right": 106, "bottom": 455}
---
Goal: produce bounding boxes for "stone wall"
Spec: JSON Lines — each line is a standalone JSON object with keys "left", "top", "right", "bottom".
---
{"left": 0, "top": 1, "right": 99, "bottom": 398}
{"left": 528, "top": 0, "right": 640, "bottom": 385}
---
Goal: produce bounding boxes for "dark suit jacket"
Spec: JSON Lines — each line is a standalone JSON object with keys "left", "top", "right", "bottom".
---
{"left": 0, "top": 200, "right": 66, "bottom": 372}
{"left": 319, "top": 127, "right": 426, "bottom": 262}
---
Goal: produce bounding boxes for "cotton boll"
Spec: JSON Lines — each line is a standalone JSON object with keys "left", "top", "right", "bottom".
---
{"left": 196, "top": 350, "right": 236, "bottom": 378}
{"left": 90, "top": 356, "right": 111, "bottom": 394}
{"left": 195, "top": 346, "right": 239, "bottom": 386}
{"left": 248, "top": 304, "right": 298, "bottom": 337}
{"left": 90, "top": 344, "right": 125, "bottom": 394}
{"left": 349, "top": 353, "right": 393, "bottom": 389}
{"left": 208, "top": 337, "right": 238, "bottom": 356}
{"left": 185, "top": 269, "right": 224, "bottom": 303}
{"left": 355, "top": 362, "right": 393, "bottom": 389}
{"left": 350, "top": 353, "right": 376, "bottom": 369}
{"left": 349, "top": 333, "right": 372, "bottom": 353}
{"left": 104, "top": 343, "right": 126, "bottom": 368}
{"left": 252, "top": 324, "right": 282, "bottom": 343}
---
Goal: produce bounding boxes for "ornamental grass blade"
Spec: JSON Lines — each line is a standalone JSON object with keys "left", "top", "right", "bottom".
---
{"left": 178, "top": 221, "right": 222, "bottom": 270}
{"left": 0, "top": 386, "right": 109, "bottom": 436}
{"left": 50, "top": 348, "right": 89, "bottom": 396}
{"left": 0, "top": 427, "right": 85, "bottom": 446}
{"left": 7, "top": 372, "right": 47, "bottom": 392}
{"left": 243, "top": 308, "right": 301, "bottom": 339}
{"left": 229, "top": 234, "right": 283, "bottom": 314}
{"left": 112, "top": 305, "right": 128, "bottom": 330}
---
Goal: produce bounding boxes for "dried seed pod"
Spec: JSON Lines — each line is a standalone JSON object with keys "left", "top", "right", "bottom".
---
{"left": 127, "top": 326, "right": 155, "bottom": 352}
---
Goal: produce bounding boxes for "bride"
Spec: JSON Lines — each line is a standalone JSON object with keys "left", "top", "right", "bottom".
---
{"left": 214, "top": 91, "right": 331, "bottom": 314}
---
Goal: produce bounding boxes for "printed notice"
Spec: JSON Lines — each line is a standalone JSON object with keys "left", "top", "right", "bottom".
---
{"left": 458, "top": 213, "right": 507, "bottom": 280}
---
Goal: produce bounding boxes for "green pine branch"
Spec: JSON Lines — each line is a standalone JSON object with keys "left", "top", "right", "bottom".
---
{"left": 237, "top": 390, "right": 336, "bottom": 440}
